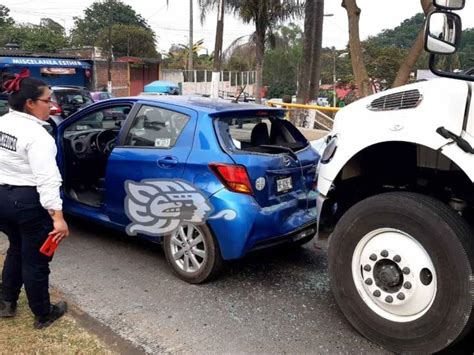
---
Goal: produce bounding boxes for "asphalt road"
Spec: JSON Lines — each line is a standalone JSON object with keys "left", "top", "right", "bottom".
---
{"left": 1, "top": 217, "right": 386, "bottom": 354}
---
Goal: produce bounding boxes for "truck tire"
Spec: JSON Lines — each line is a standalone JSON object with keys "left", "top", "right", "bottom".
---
{"left": 164, "top": 223, "right": 223, "bottom": 284}
{"left": 328, "top": 192, "right": 474, "bottom": 353}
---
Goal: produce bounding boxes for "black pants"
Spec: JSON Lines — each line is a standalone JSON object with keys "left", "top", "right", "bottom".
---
{"left": 0, "top": 185, "right": 53, "bottom": 317}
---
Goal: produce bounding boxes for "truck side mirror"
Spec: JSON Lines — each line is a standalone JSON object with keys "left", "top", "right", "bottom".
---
{"left": 433, "top": 0, "right": 465, "bottom": 10}
{"left": 424, "top": 11, "right": 461, "bottom": 55}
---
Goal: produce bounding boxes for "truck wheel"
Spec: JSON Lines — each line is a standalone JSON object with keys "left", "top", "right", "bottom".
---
{"left": 329, "top": 192, "right": 474, "bottom": 353}
{"left": 164, "top": 223, "right": 223, "bottom": 284}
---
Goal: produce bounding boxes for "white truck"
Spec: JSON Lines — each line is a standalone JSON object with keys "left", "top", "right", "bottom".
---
{"left": 317, "top": 0, "right": 473, "bottom": 352}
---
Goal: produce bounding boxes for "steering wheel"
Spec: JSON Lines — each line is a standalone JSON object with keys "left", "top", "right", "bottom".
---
{"left": 94, "top": 130, "right": 118, "bottom": 155}
{"left": 70, "top": 132, "right": 93, "bottom": 156}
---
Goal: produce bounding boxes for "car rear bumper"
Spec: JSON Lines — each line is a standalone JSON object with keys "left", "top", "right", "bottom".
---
{"left": 207, "top": 189, "right": 318, "bottom": 260}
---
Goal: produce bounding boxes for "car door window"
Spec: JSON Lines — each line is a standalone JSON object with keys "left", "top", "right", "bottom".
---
{"left": 65, "top": 105, "right": 131, "bottom": 133}
{"left": 124, "top": 105, "right": 189, "bottom": 148}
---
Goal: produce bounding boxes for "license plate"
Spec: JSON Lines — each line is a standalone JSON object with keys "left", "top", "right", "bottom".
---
{"left": 276, "top": 176, "right": 293, "bottom": 193}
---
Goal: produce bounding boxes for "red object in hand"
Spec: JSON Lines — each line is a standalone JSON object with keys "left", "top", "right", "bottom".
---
{"left": 39, "top": 234, "right": 59, "bottom": 256}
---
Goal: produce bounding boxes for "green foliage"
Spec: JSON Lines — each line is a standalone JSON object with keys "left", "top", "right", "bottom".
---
{"left": 164, "top": 40, "right": 211, "bottom": 70}
{"left": 0, "top": 18, "right": 67, "bottom": 53}
{"left": 365, "top": 13, "right": 425, "bottom": 49}
{"left": 319, "top": 48, "right": 353, "bottom": 85}
{"left": 96, "top": 24, "right": 157, "bottom": 57}
{"left": 263, "top": 24, "right": 302, "bottom": 98}
{"left": 70, "top": 0, "right": 157, "bottom": 57}
{"left": 459, "top": 28, "right": 474, "bottom": 70}
{"left": 0, "top": 4, "right": 14, "bottom": 28}
{"left": 364, "top": 44, "right": 407, "bottom": 87}
{"left": 11, "top": 25, "right": 67, "bottom": 52}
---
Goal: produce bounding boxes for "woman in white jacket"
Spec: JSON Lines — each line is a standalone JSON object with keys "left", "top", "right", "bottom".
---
{"left": 0, "top": 70, "right": 69, "bottom": 329}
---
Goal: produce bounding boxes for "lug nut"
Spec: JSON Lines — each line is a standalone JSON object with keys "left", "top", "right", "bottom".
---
{"left": 364, "top": 264, "right": 372, "bottom": 272}
{"left": 373, "top": 290, "right": 381, "bottom": 297}
{"left": 381, "top": 250, "right": 389, "bottom": 258}
{"left": 397, "top": 293, "right": 405, "bottom": 300}
{"left": 403, "top": 281, "right": 412, "bottom": 289}
{"left": 365, "top": 278, "right": 373, "bottom": 286}
{"left": 393, "top": 255, "right": 401, "bottom": 263}
{"left": 403, "top": 267, "right": 410, "bottom": 275}
{"left": 369, "top": 254, "right": 377, "bottom": 261}
{"left": 385, "top": 296, "right": 393, "bottom": 303}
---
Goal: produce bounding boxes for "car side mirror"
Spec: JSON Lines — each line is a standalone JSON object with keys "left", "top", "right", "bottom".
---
{"left": 425, "top": 11, "right": 461, "bottom": 55}
{"left": 433, "top": 0, "right": 465, "bottom": 10}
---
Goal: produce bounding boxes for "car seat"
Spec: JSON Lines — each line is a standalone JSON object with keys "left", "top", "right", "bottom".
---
{"left": 251, "top": 122, "right": 270, "bottom": 146}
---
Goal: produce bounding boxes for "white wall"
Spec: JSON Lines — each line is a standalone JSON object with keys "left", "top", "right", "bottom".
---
{"left": 160, "top": 69, "right": 256, "bottom": 97}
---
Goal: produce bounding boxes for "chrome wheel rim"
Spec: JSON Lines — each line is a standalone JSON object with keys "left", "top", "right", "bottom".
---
{"left": 170, "top": 224, "right": 207, "bottom": 273}
{"left": 352, "top": 228, "right": 437, "bottom": 323}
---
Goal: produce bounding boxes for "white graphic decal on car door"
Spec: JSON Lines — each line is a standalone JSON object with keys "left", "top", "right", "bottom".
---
{"left": 124, "top": 179, "right": 236, "bottom": 236}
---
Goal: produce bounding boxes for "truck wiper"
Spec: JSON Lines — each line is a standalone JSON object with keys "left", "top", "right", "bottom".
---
{"left": 260, "top": 144, "right": 299, "bottom": 160}
{"left": 436, "top": 127, "right": 474, "bottom": 154}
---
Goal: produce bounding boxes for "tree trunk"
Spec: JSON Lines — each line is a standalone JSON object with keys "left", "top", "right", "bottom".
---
{"left": 296, "top": 0, "right": 314, "bottom": 104}
{"left": 255, "top": 25, "right": 265, "bottom": 104}
{"left": 308, "top": 0, "right": 324, "bottom": 101}
{"left": 211, "top": 0, "right": 225, "bottom": 98}
{"left": 392, "top": 0, "right": 434, "bottom": 87}
{"left": 342, "top": 0, "right": 372, "bottom": 97}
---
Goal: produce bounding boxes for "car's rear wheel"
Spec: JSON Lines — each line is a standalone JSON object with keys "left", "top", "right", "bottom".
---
{"left": 329, "top": 192, "right": 474, "bottom": 353}
{"left": 164, "top": 223, "right": 223, "bottom": 284}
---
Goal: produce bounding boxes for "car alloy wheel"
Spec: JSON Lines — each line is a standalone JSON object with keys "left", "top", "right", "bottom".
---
{"left": 164, "top": 223, "right": 223, "bottom": 284}
{"left": 170, "top": 223, "right": 207, "bottom": 273}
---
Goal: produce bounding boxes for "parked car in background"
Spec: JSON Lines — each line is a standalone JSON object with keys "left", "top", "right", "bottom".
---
{"left": 91, "top": 91, "right": 114, "bottom": 102}
{"left": 54, "top": 96, "right": 320, "bottom": 283}
{"left": 0, "top": 93, "right": 8, "bottom": 116}
{"left": 49, "top": 86, "right": 93, "bottom": 123}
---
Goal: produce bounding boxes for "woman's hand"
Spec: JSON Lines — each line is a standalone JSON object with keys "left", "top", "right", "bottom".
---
{"left": 48, "top": 210, "right": 69, "bottom": 243}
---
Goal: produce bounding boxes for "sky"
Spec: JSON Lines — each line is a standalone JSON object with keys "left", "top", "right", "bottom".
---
{"left": 2, "top": 0, "right": 474, "bottom": 53}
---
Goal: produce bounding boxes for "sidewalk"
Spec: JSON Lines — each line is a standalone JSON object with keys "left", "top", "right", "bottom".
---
{"left": 0, "top": 253, "right": 141, "bottom": 354}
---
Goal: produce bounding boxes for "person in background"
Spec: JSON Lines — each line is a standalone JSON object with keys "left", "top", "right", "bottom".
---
{"left": 0, "top": 69, "right": 69, "bottom": 329}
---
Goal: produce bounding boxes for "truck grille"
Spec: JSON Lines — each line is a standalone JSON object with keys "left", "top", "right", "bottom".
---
{"left": 368, "top": 89, "right": 422, "bottom": 111}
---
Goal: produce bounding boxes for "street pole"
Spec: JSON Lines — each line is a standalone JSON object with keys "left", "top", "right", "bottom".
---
{"left": 188, "top": 0, "right": 193, "bottom": 72}
{"left": 333, "top": 47, "right": 337, "bottom": 108}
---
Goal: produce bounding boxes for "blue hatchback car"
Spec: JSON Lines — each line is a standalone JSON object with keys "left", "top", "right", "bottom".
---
{"left": 53, "top": 96, "right": 319, "bottom": 283}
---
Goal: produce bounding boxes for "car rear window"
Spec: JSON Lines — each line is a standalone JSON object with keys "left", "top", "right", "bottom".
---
{"left": 215, "top": 115, "right": 308, "bottom": 153}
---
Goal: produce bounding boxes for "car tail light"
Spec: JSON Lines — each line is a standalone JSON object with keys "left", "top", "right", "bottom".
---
{"left": 209, "top": 163, "right": 253, "bottom": 195}
{"left": 49, "top": 102, "right": 62, "bottom": 116}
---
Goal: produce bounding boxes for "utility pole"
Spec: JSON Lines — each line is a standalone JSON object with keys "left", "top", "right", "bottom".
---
{"left": 211, "top": 0, "right": 224, "bottom": 98}
{"left": 188, "top": 0, "right": 193, "bottom": 72}
{"left": 107, "top": 18, "right": 113, "bottom": 94}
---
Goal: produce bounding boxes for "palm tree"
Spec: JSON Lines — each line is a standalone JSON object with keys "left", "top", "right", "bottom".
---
{"left": 199, "top": 0, "right": 304, "bottom": 103}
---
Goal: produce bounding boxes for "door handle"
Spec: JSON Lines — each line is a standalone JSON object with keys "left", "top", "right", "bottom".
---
{"left": 157, "top": 156, "right": 178, "bottom": 168}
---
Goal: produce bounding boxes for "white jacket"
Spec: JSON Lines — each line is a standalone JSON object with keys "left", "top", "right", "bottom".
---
{"left": 0, "top": 110, "right": 62, "bottom": 210}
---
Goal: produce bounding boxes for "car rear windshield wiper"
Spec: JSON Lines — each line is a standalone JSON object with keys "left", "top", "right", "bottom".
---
{"left": 259, "top": 145, "right": 298, "bottom": 160}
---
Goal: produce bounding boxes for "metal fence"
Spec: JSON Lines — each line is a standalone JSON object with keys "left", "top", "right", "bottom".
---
{"left": 161, "top": 69, "right": 256, "bottom": 85}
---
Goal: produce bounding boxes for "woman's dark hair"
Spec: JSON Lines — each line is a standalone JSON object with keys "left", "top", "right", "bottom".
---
{"left": 7, "top": 78, "right": 48, "bottom": 112}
